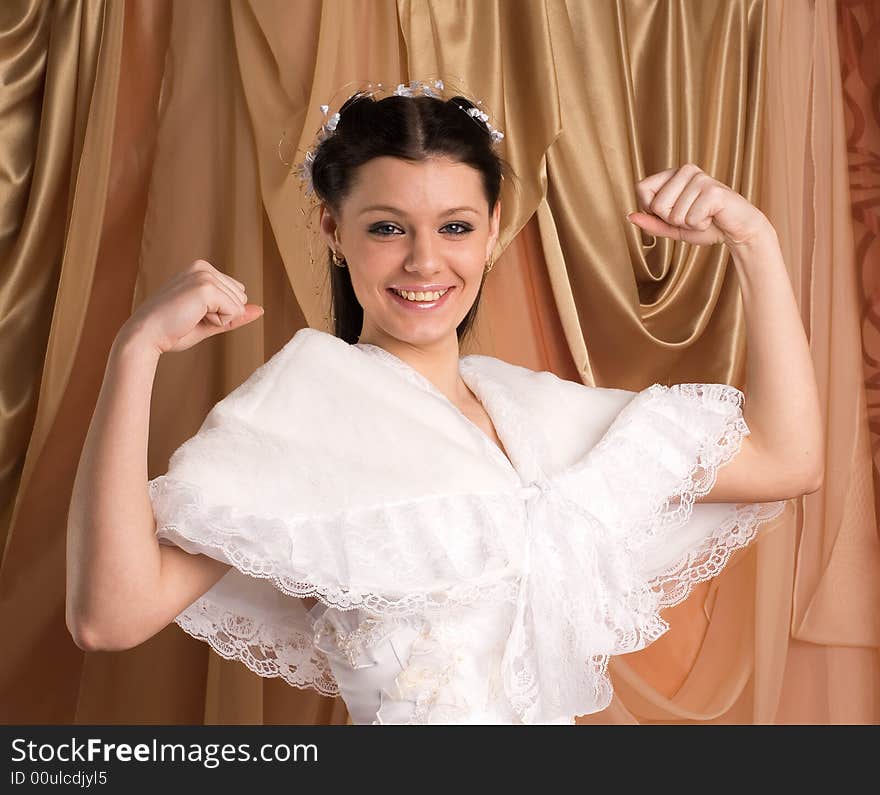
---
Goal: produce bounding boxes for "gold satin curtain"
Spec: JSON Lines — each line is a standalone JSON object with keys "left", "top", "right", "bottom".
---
{"left": 0, "top": 0, "right": 876, "bottom": 724}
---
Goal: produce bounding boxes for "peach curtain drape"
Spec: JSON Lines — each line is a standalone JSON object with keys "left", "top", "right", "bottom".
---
{"left": 0, "top": 0, "right": 875, "bottom": 724}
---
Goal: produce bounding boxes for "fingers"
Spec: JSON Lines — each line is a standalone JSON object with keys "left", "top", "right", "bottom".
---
{"left": 636, "top": 164, "right": 721, "bottom": 229}
{"left": 188, "top": 259, "right": 253, "bottom": 327}
{"left": 190, "top": 259, "right": 247, "bottom": 301}
{"left": 214, "top": 270, "right": 248, "bottom": 304}
{"left": 638, "top": 164, "right": 697, "bottom": 220}
{"left": 634, "top": 167, "right": 677, "bottom": 214}
{"left": 684, "top": 183, "right": 726, "bottom": 231}
{"left": 627, "top": 211, "right": 684, "bottom": 241}
{"left": 667, "top": 175, "right": 705, "bottom": 228}
{"left": 194, "top": 273, "right": 246, "bottom": 327}
{"left": 205, "top": 287, "right": 242, "bottom": 328}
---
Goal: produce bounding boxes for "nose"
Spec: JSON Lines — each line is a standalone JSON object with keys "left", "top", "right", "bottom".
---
{"left": 403, "top": 230, "right": 443, "bottom": 276}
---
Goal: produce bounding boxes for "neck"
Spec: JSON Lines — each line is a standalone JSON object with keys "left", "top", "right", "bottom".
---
{"left": 357, "top": 329, "right": 470, "bottom": 404}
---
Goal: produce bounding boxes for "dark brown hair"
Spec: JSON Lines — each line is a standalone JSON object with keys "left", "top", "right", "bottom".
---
{"left": 308, "top": 90, "right": 517, "bottom": 345}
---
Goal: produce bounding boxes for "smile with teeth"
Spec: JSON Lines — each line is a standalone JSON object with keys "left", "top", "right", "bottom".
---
{"left": 392, "top": 287, "right": 450, "bottom": 302}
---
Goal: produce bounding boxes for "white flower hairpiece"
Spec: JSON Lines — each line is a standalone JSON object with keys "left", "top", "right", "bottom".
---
{"left": 288, "top": 79, "right": 505, "bottom": 196}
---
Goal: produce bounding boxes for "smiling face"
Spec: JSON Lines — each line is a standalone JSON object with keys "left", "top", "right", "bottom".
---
{"left": 319, "top": 155, "right": 501, "bottom": 350}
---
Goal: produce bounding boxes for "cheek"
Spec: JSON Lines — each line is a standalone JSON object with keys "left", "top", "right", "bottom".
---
{"left": 463, "top": 253, "right": 487, "bottom": 282}
{"left": 346, "top": 262, "right": 390, "bottom": 306}
{"left": 356, "top": 250, "right": 394, "bottom": 280}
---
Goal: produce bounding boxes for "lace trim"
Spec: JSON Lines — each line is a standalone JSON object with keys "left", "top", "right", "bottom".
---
{"left": 496, "top": 382, "right": 788, "bottom": 723}
{"left": 172, "top": 596, "right": 340, "bottom": 696}
{"left": 313, "top": 613, "right": 409, "bottom": 667}
{"left": 594, "top": 382, "right": 787, "bottom": 649}
{"left": 150, "top": 477, "right": 523, "bottom": 617}
{"left": 582, "top": 381, "right": 786, "bottom": 628}
{"left": 610, "top": 383, "right": 787, "bottom": 609}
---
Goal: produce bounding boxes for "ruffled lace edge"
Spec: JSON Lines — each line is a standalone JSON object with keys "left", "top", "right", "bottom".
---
{"left": 150, "top": 477, "right": 521, "bottom": 704}
{"left": 150, "top": 477, "right": 522, "bottom": 617}
{"left": 647, "top": 501, "right": 787, "bottom": 611}
{"left": 171, "top": 594, "right": 341, "bottom": 697}
{"left": 634, "top": 383, "right": 788, "bottom": 610}
{"left": 502, "top": 383, "right": 789, "bottom": 723}
{"left": 594, "top": 382, "right": 789, "bottom": 648}
{"left": 573, "top": 502, "right": 786, "bottom": 717}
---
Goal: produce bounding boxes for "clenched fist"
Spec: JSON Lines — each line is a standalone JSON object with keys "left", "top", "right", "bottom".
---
{"left": 626, "top": 163, "right": 773, "bottom": 248}
{"left": 121, "top": 259, "right": 264, "bottom": 355}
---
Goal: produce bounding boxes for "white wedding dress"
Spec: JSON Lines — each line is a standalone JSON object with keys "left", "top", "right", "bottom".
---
{"left": 148, "top": 327, "right": 787, "bottom": 724}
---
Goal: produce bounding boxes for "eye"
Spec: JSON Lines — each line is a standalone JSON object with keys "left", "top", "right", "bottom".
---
{"left": 443, "top": 222, "right": 473, "bottom": 235}
{"left": 369, "top": 223, "right": 402, "bottom": 236}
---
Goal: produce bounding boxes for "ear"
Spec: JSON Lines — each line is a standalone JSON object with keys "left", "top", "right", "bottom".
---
{"left": 319, "top": 204, "right": 341, "bottom": 251}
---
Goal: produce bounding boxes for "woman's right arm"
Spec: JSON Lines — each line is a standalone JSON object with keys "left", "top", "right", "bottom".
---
{"left": 65, "top": 260, "right": 263, "bottom": 652}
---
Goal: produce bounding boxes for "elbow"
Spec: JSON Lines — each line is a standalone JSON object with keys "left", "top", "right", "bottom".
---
{"left": 66, "top": 613, "right": 139, "bottom": 653}
{"left": 67, "top": 620, "right": 105, "bottom": 652}
{"left": 767, "top": 454, "right": 824, "bottom": 499}
{"left": 804, "top": 432, "right": 827, "bottom": 494}
{"left": 802, "top": 465, "right": 825, "bottom": 495}
{"left": 780, "top": 442, "right": 825, "bottom": 496}
{"left": 66, "top": 599, "right": 98, "bottom": 651}
{"left": 66, "top": 597, "right": 103, "bottom": 651}
{"left": 805, "top": 442, "right": 826, "bottom": 491}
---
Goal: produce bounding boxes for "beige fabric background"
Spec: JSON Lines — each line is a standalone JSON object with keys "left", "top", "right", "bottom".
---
{"left": 0, "top": 0, "right": 876, "bottom": 724}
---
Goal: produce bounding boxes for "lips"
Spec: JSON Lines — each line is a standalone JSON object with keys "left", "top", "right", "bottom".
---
{"left": 388, "top": 285, "right": 452, "bottom": 292}
{"left": 386, "top": 286, "right": 455, "bottom": 310}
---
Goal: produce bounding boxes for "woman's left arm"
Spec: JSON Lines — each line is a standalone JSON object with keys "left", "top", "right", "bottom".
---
{"left": 627, "top": 164, "right": 825, "bottom": 502}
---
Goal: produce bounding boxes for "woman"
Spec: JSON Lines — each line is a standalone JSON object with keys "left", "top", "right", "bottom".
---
{"left": 65, "top": 79, "right": 823, "bottom": 725}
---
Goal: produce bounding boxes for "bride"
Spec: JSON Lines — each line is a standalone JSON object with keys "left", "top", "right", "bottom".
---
{"left": 65, "top": 79, "right": 823, "bottom": 724}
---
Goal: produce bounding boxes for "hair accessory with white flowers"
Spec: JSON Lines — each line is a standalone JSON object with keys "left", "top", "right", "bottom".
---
{"left": 285, "top": 78, "right": 505, "bottom": 196}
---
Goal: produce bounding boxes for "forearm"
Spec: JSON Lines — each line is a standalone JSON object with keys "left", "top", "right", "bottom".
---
{"left": 65, "top": 327, "right": 164, "bottom": 647}
{"left": 729, "top": 220, "right": 825, "bottom": 484}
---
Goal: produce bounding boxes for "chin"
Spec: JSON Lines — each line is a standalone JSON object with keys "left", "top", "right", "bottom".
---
{"left": 369, "top": 313, "right": 456, "bottom": 345}
{"left": 390, "top": 326, "right": 457, "bottom": 347}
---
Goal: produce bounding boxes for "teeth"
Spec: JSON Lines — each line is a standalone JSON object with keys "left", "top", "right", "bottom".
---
{"left": 393, "top": 288, "right": 448, "bottom": 302}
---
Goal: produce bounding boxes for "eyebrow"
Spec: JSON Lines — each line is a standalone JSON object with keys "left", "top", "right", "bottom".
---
{"left": 358, "top": 204, "right": 480, "bottom": 217}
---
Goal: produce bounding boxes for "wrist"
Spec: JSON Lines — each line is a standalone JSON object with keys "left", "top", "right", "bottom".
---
{"left": 112, "top": 322, "right": 164, "bottom": 365}
{"left": 728, "top": 214, "right": 778, "bottom": 253}
{"left": 728, "top": 217, "right": 780, "bottom": 267}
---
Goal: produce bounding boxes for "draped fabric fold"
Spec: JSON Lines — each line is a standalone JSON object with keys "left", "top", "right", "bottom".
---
{"left": 534, "top": 0, "right": 767, "bottom": 390}
{"left": 0, "top": 0, "right": 122, "bottom": 559}
{"left": 784, "top": 0, "right": 880, "bottom": 650}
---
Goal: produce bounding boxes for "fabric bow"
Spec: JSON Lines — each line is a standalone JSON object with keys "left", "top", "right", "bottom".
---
{"left": 499, "top": 469, "right": 659, "bottom": 724}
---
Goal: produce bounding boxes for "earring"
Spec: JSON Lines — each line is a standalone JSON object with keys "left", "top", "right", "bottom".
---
{"left": 484, "top": 257, "right": 495, "bottom": 274}
{"left": 331, "top": 231, "right": 346, "bottom": 267}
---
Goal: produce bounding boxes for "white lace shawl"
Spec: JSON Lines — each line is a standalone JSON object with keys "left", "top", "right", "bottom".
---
{"left": 148, "top": 327, "right": 787, "bottom": 723}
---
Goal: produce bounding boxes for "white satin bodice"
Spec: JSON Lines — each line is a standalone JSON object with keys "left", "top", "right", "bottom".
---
{"left": 308, "top": 601, "right": 575, "bottom": 725}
